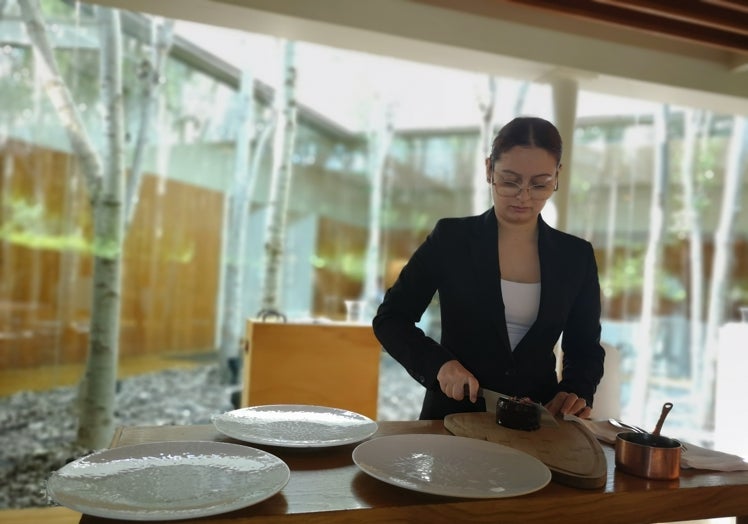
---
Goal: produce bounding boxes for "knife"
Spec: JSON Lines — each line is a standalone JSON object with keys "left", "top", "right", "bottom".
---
{"left": 476, "top": 387, "right": 559, "bottom": 428}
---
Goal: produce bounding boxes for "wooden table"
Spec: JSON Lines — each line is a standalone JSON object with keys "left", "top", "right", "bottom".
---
{"left": 77, "top": 421, "right": 748, "bottom": 524}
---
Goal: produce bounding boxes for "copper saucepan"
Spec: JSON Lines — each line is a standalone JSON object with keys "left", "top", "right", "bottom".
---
{"left": 614, "top": 402, "right": 682, "bottom": 480}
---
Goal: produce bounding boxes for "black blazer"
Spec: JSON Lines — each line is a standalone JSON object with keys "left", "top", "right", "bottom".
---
{"left": 373, "top": 209, "right": 605, "bottom": 420}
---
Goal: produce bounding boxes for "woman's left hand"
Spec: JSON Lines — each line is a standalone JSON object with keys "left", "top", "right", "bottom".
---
{"left": 545, "top": 391, "right": 591, "bottom": 419}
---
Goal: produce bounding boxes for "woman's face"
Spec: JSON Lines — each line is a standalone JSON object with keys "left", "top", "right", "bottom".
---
{"left": 486, "top": 146, "right": 559, "bottom": 227}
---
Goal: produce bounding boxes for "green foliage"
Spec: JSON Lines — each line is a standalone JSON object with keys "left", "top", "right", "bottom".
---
{"left": 165, "top": 241, "right": 195, "bottom": 264}
{"left": 36, "top": 1, "right": 101, "bottom": 107}
{"left": 56, "top": 48, "right": 100, "bottom": 108}
{"left": 90, "top": 236, "right": 122, "bottom": 259}
{"left": 2, "top": 194, "right": 198, "bottom": 263}
{"left": 729, "top": 278, "right": 748, "bottom": 304}
{"left": 1, "top": 196, "right": 90, "bottom": 252}
{"left": 412, "top": 212, "right": 433, "bottom": 231}
{"left": 40, "top": 0, "right": 83, "bottom": 18}
{"left": 339, "top": 253, "right": 364, "bottom": 280}
{"left": 0, "top": 48, "right": 34, "bottom": 116}
{"left": 311, "top": 252, "right": 365, "bottom": 280}
{"left": 659, "top": 273, "right": 687, "bottom": 301}
{"left": 0, "top": 229, "right": 89, "bottom": 251}
{"left": 601, "top": 251, "right": 644, "bottom": 298}
{"left": 669, "top": 134, "right": 722, "bottom": 236}
{"left": 575, "top": 123, "right": 628, "bottom": 144}
{"left": 575, "top": 125, "right": 605, "bottom": 144}
{"left": 601, "top": 250, "right": 686, "bottom": 302}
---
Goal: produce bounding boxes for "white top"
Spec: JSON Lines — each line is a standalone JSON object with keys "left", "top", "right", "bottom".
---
{"left": 501, "top": 279, "right": 541, "bottom": 350}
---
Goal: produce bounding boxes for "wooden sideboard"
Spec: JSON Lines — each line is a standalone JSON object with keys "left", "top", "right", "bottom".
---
{"left": 241, "top": 320, "right": 381, "bottom": 419}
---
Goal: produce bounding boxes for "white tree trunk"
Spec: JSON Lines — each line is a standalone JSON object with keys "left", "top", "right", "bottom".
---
{"left": 679, "top": 109, "right": 706, "bottom": 401}
{"left": 602, "top": 147, "right": 621, "bottom": 314}
{"left": 361, "top": 102, "right": 394, "bottom": 308}
{"left": 218, "top": 51, "right": 255, "bottom": 383}
{"left": 76, "top": 6, "right": 126, "bottom": 450}
{"left": 513, "top": 81, "right": 530, "bottom": 117}
{"left": 21, "top": 1, "right": 171, "bottom": 445}
{"left": 473, "top": 76, "right": 496, "bottom": 215}
{"left": 259, "top": 40, "right": 297, "bottom": 317}
{"left": 628, "top": 104, "right": 670, "bottom": 421}
{"left": 249, "top": 117, "right": 276, "bottom": 184}
{"left": 19, "top": 0, "right": 119, "bottom": 449}
{"left": 126, "top": 17, "right": 174, "bottom": 228}
{"left": 699, "top": 116, "right": 747, "bottom": 429}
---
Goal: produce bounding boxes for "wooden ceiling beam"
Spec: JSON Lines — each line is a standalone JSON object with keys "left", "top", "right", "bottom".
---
{"left": 595, "top": 0, "right": 748, "bottom": 36}
{"left": 703, "top": 0, "right": 748, "bottom": 15}
{"left": 503, "top": 0, "right": 748, "bottom": 54}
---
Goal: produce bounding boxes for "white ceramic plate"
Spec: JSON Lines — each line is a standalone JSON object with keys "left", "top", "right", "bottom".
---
{"left": 46, "top": 441, "right": 289, "bottom": 521}
{"left": 212, "top": 404, "right": 378, "bottom": 448}
{"left": 352, "top": 434, "right": 551, "bottom": 498}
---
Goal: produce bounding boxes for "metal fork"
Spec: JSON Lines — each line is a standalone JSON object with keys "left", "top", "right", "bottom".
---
{"left": 608, "top": 418, "right": 648, "bottom": 433}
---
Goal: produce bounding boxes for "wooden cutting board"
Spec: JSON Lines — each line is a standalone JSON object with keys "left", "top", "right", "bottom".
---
{"left": 444, "top": 412, "right": 607, "bottom": 489}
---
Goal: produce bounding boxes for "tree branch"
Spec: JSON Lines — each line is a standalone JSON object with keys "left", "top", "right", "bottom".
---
{"left": 126, "top": 17, "right": 174, "bottom": 228}
{"left": 18, "top": 0, "right": 102, "bottom": 196}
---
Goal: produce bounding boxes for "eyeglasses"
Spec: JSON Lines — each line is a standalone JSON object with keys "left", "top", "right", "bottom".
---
{"left": 492, "top": 176, "right": 558, "bottom": 200}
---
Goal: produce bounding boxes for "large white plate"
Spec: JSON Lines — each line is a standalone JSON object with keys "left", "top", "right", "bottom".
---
{"left": 46, "top": 441, "right": 290, "bottom": 521}
{"left": 212, "top": 404, "right": 378, "bottom": 448}
{"left": 352, "top": 434, "right": 551, "bottom": 498}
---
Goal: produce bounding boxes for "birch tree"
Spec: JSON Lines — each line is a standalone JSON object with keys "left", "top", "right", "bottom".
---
{"left": 628, "top": 104, "right": 670, "bottom": 421}
{"left": 20, "top": 0, "right": 101, "bottom": 187}
{"left": 678, "top": 109, "right": 707, "bottom": 397}
{"left": 126, "top": 17, "right": 174, "bottom": 227}
{"left": 602, "top": 127, "right": 623, "bottom": 314}
{"left": 473, "top": 76, "right": 497, "bottom": 215}
{"left": 20, "top": 0, "right": 172, "bottom": 448}
{"left": 217, "top": 45, "right": 256, "bottom": 383}
{"left": 77, "top": 6, "right": 126, "bottom": 449}
{"left": 474, "top": 79, "right": 529, "bottom": 215}
{"left": 361, "top": 100, "right": 394, "bottom": 310}
{"left": 513, "top": 81, "right": 530, "bottom": 117}
{"left": 258, "top": 40, "right": 297, "bottom": 318}
{"left": 699, "top": 116, "right": 747, "bottom": 428}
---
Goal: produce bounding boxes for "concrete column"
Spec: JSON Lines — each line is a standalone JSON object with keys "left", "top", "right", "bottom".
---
{"left": 551, "top": 75, "right": 579, "bottom": 233}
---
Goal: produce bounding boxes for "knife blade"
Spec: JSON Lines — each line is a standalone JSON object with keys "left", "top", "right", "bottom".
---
{"left": 476, "top": 387, "right": 559, "bottom": 428}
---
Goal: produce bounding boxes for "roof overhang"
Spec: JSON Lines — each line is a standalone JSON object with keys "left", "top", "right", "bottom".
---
{"left": 83, "top": 0, "right": 748, "bottom": 115}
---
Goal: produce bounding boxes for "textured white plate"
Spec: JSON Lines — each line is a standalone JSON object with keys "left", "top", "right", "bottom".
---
{"left": 352, "top": 434, "right": 551, "bottom": 498}
{"left": 47, "top": 441, "right": 289, "bottom": 521}
{"left": 212, "top": 404, "right": 378, "bottom": 448}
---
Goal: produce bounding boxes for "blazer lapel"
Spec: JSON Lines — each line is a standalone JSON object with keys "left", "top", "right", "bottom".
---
{"left": 469, "top": 210, "right": 514, "bottom": 355}
{"left": 536, "top": 216, "right": 564, "bottom": 328}
{"left": 512, "top": 216, "right": 563, "bottom": 354}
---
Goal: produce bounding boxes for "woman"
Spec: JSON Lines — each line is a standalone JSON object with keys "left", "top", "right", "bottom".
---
{"left": 373, "top": 116, "right": 604, "bottom": 420}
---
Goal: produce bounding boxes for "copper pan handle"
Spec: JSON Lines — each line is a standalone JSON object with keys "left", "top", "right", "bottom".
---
{"left": 652, "top": 402, "right": 673, "bottom": 436}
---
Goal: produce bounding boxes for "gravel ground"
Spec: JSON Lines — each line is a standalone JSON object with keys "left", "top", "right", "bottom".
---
{"left": 0, "top": 351, "right": 423, "bottom": 509}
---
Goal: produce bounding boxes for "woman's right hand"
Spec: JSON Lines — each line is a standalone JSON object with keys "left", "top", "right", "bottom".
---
{"left": 437, "top": 360, "right": 479, "bottom": 403}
